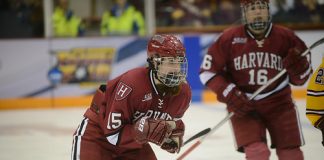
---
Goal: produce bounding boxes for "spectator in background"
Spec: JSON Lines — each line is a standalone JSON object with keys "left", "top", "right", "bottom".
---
{"left": 212, "top": 0, "right": 241, "bottom": 25}
{"left": 168, "top": 0, "right": 213, "bottom": 27}
{"left": 319, "top": 0, "right": 324, "bottom": 22}
{"left": 270, "top": 0, "right": 294, "bottom": 22}
{"left": 100, "top": 0, "right": 145, "bottom": 36}
{"left": 299, "top": 0, "right": 322, "bottom": 23}
{"left": 272, "top": 0, "right": 324, "bottom": 23}
{"left": 30, "top": 0, "right": 44, "bottom": 37}
{"left": 52, "top": 0, "right": 84, "bottom": 37}
{"left": 0, "top": 0, "right": 34, "bottom": 38}
{"left": 155, "top": 0, "right": 175, "bottom": 26}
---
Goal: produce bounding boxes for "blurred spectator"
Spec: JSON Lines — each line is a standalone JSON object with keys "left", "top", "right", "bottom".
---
{"left": 52, "top": 0, "right": 84, "bottom": 37}
{"left": 156, "top": 0, "right": 324, "bottom": 28}
{"left": 269, "top": 0, "right": 294, "bottom": 15}
{"left": 270, "top": 0, "right": 294, "bottom": 22}
{"left": 302, "top": 0, "right": 322, "bottom": 23}
{"left": 272, "top": 0, "right": 324, "bottom": 23}
{"left": 319, "top": 0, "right": 324, "bottom": 22}
{"left": 29, "top": 0, "right": 44, "bottom": 37}
{"left": 212, "top": 0, "right": 241, "bottom": 25}
{"left": 0, "top": 0, "right": 39, "bottom": 38}
{"left": 158, "top": 0, "right": 213, "bottom": 27}
{"left": 100, "top": 0, "right": 145, "bottom": 36}
{"left": 155, "top": 0, "right": 173, "bottom": 26}
{"left": 289, "top": 0, "right": 308, "bottom": 23}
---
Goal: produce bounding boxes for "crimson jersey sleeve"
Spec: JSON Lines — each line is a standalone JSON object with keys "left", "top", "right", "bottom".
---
{"left": 100, "top": 76, "right": 143, "bottom": 149}
{"left": 200, "top": 34, "right": 235, "bottom": 103}
{"left": 81, "top": 72, "right": 142, "bottom": 150}
{"left": 284, "top": 29, "right": 311, "bottom": 85}
{"left": 174, "top": 83, "right": 192, "bottom": 118}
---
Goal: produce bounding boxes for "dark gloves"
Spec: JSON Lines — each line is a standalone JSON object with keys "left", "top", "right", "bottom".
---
{"left": 161, "top": 129, "right": 183, "bottom": 153}
{"left": 133, "top": 117, "right": 173, "bottom": 146}
{"left": 226, "top": 87, "right": 254, "bottom": 117}
{"left": 160, "top": 120, "right": 185, "bottom": 153}
{"left": 283, "top": 48, "right": 310, "bottom": 79}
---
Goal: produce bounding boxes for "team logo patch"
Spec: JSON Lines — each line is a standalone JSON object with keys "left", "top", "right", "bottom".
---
{"left": 232, "top": 37, "right": 247, "bottom": 44}
{"left": 142, "top": 93, "right": 152, "bottom": 102}
{"left": 315, "top": 68, "right": 324, "bottom": 84}
{"left": 115, "top": 82, "right": 132, "bottom": 101}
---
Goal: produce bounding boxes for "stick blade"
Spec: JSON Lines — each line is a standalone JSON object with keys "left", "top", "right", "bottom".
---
{"left": 183, "top": 128, "right": 211, "bottom": 146}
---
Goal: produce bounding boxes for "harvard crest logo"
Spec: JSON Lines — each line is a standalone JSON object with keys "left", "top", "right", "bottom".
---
{"left": 115, "top": 82, "right": 132, "bottom": 101}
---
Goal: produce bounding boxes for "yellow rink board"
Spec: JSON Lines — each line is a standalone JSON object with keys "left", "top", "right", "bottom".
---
{"left": 0, "top": 89, "right": 306, "bottom": 110}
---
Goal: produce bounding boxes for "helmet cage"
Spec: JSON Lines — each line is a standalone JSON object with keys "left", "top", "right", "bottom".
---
{"left": 151, "top": 56, "right": 188, "bottom": 87}
{"left": 241, "top": 0, "right": 271, "bottom": 31}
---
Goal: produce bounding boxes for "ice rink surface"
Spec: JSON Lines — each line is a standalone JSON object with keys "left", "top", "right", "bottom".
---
{"left": 0, "top": 100, "right": 323, "bottom": 160}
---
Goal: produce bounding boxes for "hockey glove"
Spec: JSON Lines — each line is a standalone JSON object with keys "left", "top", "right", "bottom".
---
{"left": 226, "top": 87, "right": 253, "bottom": 117}
{"left": 314, "top": 116, "right": 324, "bottom": 147}
{"left": 133, "top": 117, "right": 174, "bottom": 146}
{"left": 283, "top": 47, "right": 310, "bottom": 84}
{"left": 161, "top": 120, "right": 185, "bottom": 153}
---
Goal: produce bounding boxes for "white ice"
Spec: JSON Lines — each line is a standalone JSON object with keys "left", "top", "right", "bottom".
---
{"left": 0, "top": 100, "right": 322, "bottom": 160}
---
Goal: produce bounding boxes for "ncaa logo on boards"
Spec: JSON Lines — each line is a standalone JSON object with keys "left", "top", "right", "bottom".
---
{"left": 232, "top": 37, "right": 247, "bottom": 44}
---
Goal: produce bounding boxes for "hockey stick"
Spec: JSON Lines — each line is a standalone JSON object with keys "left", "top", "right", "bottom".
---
{"left": 183, "top": 128, "right": 211, "bottom": 146}
{"left": 177, "top": 37, "right": 324, "bottom": 160}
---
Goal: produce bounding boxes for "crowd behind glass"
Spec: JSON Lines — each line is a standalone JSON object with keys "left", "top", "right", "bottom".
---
{"left": 0, "top": 0, "right": 323, "bottom": 38}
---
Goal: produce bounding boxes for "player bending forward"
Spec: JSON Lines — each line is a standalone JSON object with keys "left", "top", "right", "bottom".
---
{"left": 306, "top": 53, "right": 324, "bottom": 147}
{"left": 199, "top": 0, "right": 312, "bottom": 160}
{"left": 71, "top": 34, "right": 191, "bottom": 160}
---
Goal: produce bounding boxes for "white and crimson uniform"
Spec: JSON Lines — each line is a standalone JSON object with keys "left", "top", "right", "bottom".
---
{"left": 306, "top": 56, "right": 324, "bottom": 128}
{"left": 72, "top": 67, "right": 191, "bottom": 160}
{"left": 200, "top": 24, "right": 311, "bottom": 151}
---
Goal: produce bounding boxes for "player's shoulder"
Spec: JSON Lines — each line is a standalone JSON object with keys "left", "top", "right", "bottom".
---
{"left": 177, "top": 82, "right": 192, "bottom": 113}
{"left": 272, "top": 24, "right": 291, "bottom": 32}
{"left": 220, "top": 25, "right": 245, "bottom": 39}
{"left": 224, "top": 25, "right": 245, "bottom": 34}
{"left": 212, "top": 25, "right": 246, "bottom": 45}
{"left": 120, "top": 67, "right": 149, "bottom": 85}
{"left": 180, "top": 82, "right": 192, "bottom": 96}
{"left": 272, "top": 24, "right": 296, "bottom": 38}
{"left": 172, "top": 82, "right": 191, "bottom": 105}
{"left": 208, "top": 25, "right": 245, "bottom": 52}
{"left": 111, "top": 67, "right": 149, "bottom": 101}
